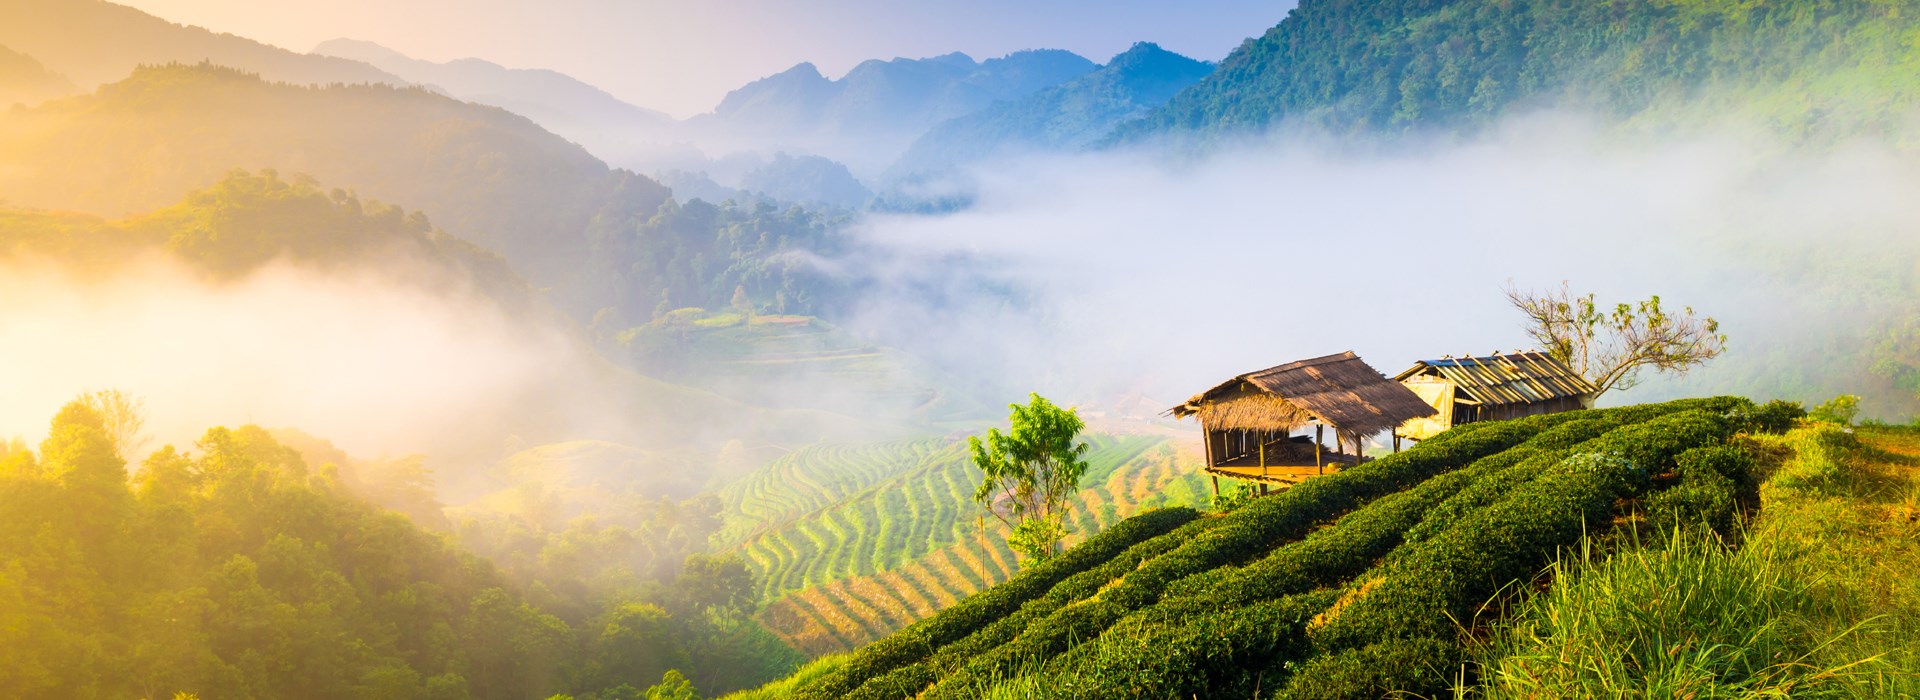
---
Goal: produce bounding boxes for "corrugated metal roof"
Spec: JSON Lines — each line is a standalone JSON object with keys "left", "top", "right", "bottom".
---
{"left": 1393, "top": 351, "right": 1594, "bottom": 407}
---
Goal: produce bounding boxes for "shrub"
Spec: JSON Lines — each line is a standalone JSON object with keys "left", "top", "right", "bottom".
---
{"left": 1647, "top": 446, "right": 1755, "bottom": 538}
{"left": 1311, "top": 451, "right": 1653, "bottom": 649}
{"left": 1734, "top": 399, "right": 1805, "bottom": 434}
{"left": 1274, "top": 637, "right": 1458, "bottom": 700}
{"left": 842, "top": 517, "right": 1221, "bottom": 700}
{"left": 1038, "top": 590, "right": 1340, "bottom": 700}
{"left": 1810, "top": 394, "right": 1861, "bottom": 425}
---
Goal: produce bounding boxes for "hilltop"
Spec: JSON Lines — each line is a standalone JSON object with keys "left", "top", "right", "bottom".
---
{"left": 311, "top": 38, "right": 683, "bottom": 168}
{"left": 728, "top": 397, "right": 1876, "bottom": 698}
{"left": 892, "top": 43, "right": 1212, "bottom": 178}
{"left": 687, "top": 50, "right": 1098, "bottom": 175}
{"left": 0, "top": 0, "right": 397, "bottom": 92}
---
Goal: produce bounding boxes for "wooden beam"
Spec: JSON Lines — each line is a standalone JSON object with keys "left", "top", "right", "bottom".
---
{"left": 1203, "top": 423, "right": 1216, "bottom": 468}
{"left": 1315, "top": 424, "right": 1324, "bottom": 475}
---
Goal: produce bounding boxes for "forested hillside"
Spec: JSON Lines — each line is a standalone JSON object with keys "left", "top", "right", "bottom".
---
{"left": 0, "top": 0, "right": 397, "bottom": 91}
{"left": 0, "top": 46, "right": 76, "bottom": 108}
{"left": 1121, "top": 0, "right": 1920, "bottom": 141}
{"left": 893, "top": 43, "right": 1212, "bottom": 177}
{"left": 309, "top": 38, "right": 682, "bottom": 169}
{"left": 688, "top": 50, "right": 1098, "bottom": 174}
{"left": 0, "top": 62, "right": 854, "bottom": 330}
{"left": 0, "top": 399, "right": 802, "bottom": 699}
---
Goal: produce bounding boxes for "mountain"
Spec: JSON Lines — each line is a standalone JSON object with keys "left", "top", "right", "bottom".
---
{"left": 311, "top": 38, "right": 688, "bottom": 168}
{"left": 0, "top": 0, "right": 398, "bottom": 90}
{"left": 1118, "top": 0, "right": 1920, "bottom": 142}
{"left": 892, "top": 42, "right": 1212, "bottom": 177}
{"left": 0, "top": 46, "right": 76, "bottom": 108}
{"left": 0, "top": 63, "right": 853, "bottom": 330}
{"left": 736, "top": 153, "right": 872, "bottom": 209}
{"left": 689, "top": 50, "right": 1099, "bottom": 176}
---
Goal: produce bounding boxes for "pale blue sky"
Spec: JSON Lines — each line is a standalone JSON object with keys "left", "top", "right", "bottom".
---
{"left": 117, "top": 0, "right": 1295, "bottom": 117}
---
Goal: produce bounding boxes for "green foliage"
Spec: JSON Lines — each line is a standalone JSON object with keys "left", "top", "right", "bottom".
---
{"left": 644, "top": 670, "right": 702, "bottom": 700}
{"left": 1473, "top": 529, "right": 1882, "bottom": 698}
{"left": 1736, "top": 399, "right": 1807, "bottom": 434}
{"left": 1812, "top": 394, "right": 1863, "bottom": 425}
{"left": 0, "top": 401, "right": 541, "bottom": 699}
{"left": 971, "top": 394, "right": 1093, "bottom": 562}
{"left": 1123, "top": 0, "right": 1920, "bottom": 141}
{"left": 1208, "top": 481, "right": 1256, "bottom": 513}
{"left": 788, "top": 506, "right": 1199, "bottom": 700}
{"left": 1274, "top": 637, "right": 1457, "bottom": 700}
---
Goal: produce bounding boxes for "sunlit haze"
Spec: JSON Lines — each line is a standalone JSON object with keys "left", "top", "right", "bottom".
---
{"left": 111, "top": 0, "right": 1289, "bottom": 117}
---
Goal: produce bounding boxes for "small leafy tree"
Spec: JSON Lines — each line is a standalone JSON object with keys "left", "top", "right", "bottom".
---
{"left": 79, "top": 388, "right": 150, "bottom": 462}
{"left": 644, "top": 670, "right": 701, "bottom": 700}
{"left": 970, "top": 394, "right": 1090, "bottom": 562}
{"left": 1809, "top": 395, "right": 1861, "bottom": 425}
{"left": 1507, "top": 282, "right": 1727, "bottom": 399}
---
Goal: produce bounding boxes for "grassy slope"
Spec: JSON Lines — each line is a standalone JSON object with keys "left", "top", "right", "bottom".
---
{"left": 725, "top": 397, "right": 1764, "bottom": 699}
{"left": 1469, "top": 422, "right": 1920, "bottom": 697}
{"left": 718, "top": 435, "right": 1209, "bottom": 655}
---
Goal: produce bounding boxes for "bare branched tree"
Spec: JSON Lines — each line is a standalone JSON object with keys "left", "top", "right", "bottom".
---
{"left": 80, "top": 389, "right": 152, "bottom": 463}
{"left": 1506, "top": 282, "right": 1727, "bottom": 398}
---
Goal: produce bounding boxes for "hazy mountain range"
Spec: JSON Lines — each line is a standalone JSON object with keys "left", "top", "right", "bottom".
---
{"left": 0, "top": 0, "right": 398, "bottom": 91}
{"left": 311, "top": 38, "right": 691, "bottom": 169}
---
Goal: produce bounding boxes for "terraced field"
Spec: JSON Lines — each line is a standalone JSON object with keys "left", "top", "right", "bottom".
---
{"left": 728, "top": 396, "right": 1797, "bottom": 699}
{"left": 719, "top": 434, "right": 1211, "bottom": 654}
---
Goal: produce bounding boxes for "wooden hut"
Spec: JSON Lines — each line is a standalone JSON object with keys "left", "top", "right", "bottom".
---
{"left": 1394, "top": 351, "right": 1595, "bottom": 441}
{"left": 1169, "top": 351, "right": 1437, "bottom": 494}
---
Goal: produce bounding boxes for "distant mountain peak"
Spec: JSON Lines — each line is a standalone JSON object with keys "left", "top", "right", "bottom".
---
{"left": 773, "top": 62, "right": 828, "bottom": 81}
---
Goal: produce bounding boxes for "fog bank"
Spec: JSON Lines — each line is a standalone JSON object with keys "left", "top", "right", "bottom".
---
{"left": 844, "top": 114, "right": 1920, "bottom": 416}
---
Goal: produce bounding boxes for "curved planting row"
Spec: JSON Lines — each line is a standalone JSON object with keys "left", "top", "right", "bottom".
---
{"left": 789, "top": 506, "right": 1203, "bottom": 700}
{"left": 733, "top": 435, "right": 1179, "bottom": 607}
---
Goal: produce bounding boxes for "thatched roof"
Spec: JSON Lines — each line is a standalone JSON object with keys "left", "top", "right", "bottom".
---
{"left": 1169, "top": 351, "right": 1438, "bottom": 436}
{"left": 1395, "top": 352, "right": 1594, "bottom": 407}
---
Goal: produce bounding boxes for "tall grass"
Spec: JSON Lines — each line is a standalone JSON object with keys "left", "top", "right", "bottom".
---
{"left": 1473, "top": 530, "right": 1880, "bottom": 698}
{"left": 1471, "top": 423, "right": 1920, "bottom": 699}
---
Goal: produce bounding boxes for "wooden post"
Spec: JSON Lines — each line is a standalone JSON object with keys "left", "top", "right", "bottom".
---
{"left": 1211, "top": 474, "right": 1220, "bottom": 497}
{"left": 1315, "top": 424, "right": 1324, "bottom": 475}
{"left": 1259, "top": 429, "right": 1267, "bottom": 477}
{"left": 1393, "top": 431, "right": 1402, "bottom": 453}
{"left": 1202, "top": 422, "right": 1216, "bottom": 468}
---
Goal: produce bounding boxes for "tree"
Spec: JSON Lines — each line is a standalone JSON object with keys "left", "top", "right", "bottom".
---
{"left": 644, "top": 670, "right": 701, "bottom": 700}
{"left": 1507, "top": 282, "right": 1727, "bottom": 399}
{"left": 729, "top": 285, "right": 753, "bottom": 319}
{"left": 79, "top": 389, "right": 151, "bottom": 463}
{"left": 969, "top": 394, "right": 1090, "bottom": 562}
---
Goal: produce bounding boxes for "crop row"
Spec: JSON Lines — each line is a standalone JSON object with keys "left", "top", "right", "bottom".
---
{"left": 737, "top": 433, "right": 1198, "bottom": 652}
{"left": 790, "top": 506, "right": 1204, "bottom": 700}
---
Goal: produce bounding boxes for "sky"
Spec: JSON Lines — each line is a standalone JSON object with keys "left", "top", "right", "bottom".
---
{"left": 112, "top": 0, "right": 1292, "bottom": 118}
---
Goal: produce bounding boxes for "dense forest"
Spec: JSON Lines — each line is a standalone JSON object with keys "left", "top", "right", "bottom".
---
{"left": 1122, "top": 0, "right": 1920, "bottom": 141}
{"left": 0, "top": 399, "right": 798, "bottom": 699}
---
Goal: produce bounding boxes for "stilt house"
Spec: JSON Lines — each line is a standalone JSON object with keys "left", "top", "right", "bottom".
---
{"left": 1394, "top": 351, "right": 1595, "bottom": 441}
{"left": 1169, "top": 351, "right": 1437, "bottom": 495}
